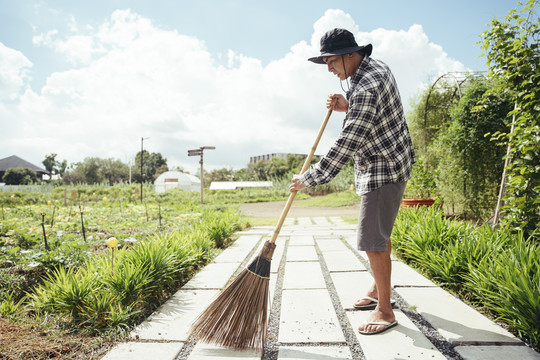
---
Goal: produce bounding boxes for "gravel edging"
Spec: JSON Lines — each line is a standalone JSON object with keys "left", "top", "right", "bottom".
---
{"left": 341, "top": 236, "right": 465, "bottom": 360}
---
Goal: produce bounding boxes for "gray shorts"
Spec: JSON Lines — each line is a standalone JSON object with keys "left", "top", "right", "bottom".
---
{"left": 357, "top": 181, "right": 407, "bottom": 252}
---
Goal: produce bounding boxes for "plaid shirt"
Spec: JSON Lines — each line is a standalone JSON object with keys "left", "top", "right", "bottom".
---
{"left": 301, "top": 56, "right": 416, "bottom": 195}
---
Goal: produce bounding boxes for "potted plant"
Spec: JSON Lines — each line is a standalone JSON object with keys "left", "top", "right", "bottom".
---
{"left": 402, "top": 160, "right": 437, "bottom": 208}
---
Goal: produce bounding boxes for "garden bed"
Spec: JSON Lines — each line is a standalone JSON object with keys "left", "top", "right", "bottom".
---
{"left": 0, "top": 186, "right": 246, "bottom": 358}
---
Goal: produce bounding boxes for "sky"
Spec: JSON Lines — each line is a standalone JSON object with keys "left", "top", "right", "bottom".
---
{"left": 0, "top": 0, "right": 529, "bottom": 175}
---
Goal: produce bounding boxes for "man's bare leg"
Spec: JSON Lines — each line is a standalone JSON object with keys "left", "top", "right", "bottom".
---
{"left": 358, "top": 240, "right": 395, "bottom": 333}
{"left": 354, "top": 240, "right": 391, "bottom": 307}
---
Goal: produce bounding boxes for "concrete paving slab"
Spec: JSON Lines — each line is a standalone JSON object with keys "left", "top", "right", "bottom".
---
{"left": 329, "top": 216, "right": 348, "bottom": 225}
{"left": 188, "top": 343, "right": 261, "bottom": 359}
{"left": 288, "top": 235, "right": 314, "bottom": 246}
{"left": 315, "top": 237, "right": 350, "bottom": 252}
{"left": 236, "top": 227, "right": 272, "bottom": 235}
{"left": 344, "top": 235, "right": 358, "bottom": 251}
{"left": 279, "top": 289, "right": 345, "bottom": 343}
{"left": 312, "top": 217, "right": 331, "bottom": 225}
{"left": 321, "top": 251, "right": 367, "bottom": 272}
{"left": 455, "top": 345, "right": 540, "bottom": 360}
{"left": 271, "top": 242, "right": 285, "bottom": 273}
{"left": 182, "top": 262, "right": 240, "bottom": 289}
{"left": 101, "top": 342, "right": 183, "bottom": 360}
{"left": 296, "top": 217, "right": 313, "bottom": 225}
{"left": 391, "top": 261, "right": 437, "bottom": 288}
{"left": 131, "top": 289, "right": 219, "bottom": 341}
{"left": 347, "top": 310, "right": 447, "bottom": 360}
{"left": 282, "top": 261, "right": 326, "bottom": 289}
{"left": 284, "top": 218, "right": 295, "bottom": 226}
{"left": 212, "top": 244, "right": 252, "bottom": 264}
{"left": 232, "top": 234, "right": 263, "bottom": 248}
{"left": 286, "top": 245, "right": 318, "bottom": 261}
{"left": 396, "top": 287, "right": 522, "bottom": 345}
{"left": 330, "top": 272, "right": 374, "bottom": 310}
{"left": 278, "top": 345, "right": 353, "bottom": 359}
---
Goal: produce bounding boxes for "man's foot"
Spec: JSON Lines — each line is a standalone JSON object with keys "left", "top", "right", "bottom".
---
{"left": 358, "top": 309, "right": 396, "bottom": 334}
{"left": 358, "top": 320, "right": 398, "bottom": 335}
{"left": 354, "top": 296, "right": 396, "bottom": 310}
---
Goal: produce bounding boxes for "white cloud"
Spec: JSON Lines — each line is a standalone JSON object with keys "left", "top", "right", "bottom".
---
{"left": 355, "top": 23, "right": 469, "bottom": 105}
{"left": 1, "top": 9, "right": 468, "bottom": 173}
{"left": 0, "top": 42, "right": 33, "bottom": 101}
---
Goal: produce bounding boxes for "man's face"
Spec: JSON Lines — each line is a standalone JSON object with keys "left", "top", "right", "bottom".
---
{"left": 324, "top": 55, "right": 348, "bottom": 80}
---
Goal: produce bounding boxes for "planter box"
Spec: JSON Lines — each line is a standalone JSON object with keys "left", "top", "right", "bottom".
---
{"left": 401, "top": 198, "right": 436, "bottom": 208}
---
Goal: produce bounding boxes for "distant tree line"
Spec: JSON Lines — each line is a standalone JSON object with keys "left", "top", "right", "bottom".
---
{"left": 59, "top": 151, "right": 168, "bottom": 185}
{"left": 2, "top": 151, "right": 321, "bottom": 187}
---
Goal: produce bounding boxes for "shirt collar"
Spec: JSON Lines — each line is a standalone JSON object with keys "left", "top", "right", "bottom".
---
{"left": 346, "top": 56, "right": 371, "bottom": 100}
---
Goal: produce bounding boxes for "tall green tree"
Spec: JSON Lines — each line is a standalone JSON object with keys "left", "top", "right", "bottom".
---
{"left": 480, "top": 0, "right": 539, "bottom": 237}
{"left": 133, "top": 151, "right": 167, "bottom": 183}
{"left": 62, "top": 157, "right": 129, "bottom": 185}
{"left": 100, "top": 158, "right": 130, "bottom": 185}
{"left": 42, "top": 153, "right": 58, "bottom": 174}
{"left": 2, "top": 168, "right": 37, "bottom": 185}
{"left": 42, "top": 153, "right": 68, "bottom": 177}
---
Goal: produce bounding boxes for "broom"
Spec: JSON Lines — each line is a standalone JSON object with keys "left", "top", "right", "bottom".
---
{"left": 189, "top": 107, "right": 333, "bottom": 351}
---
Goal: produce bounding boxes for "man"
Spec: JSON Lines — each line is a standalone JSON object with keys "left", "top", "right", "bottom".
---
{"left": 289, "top": 28, "right": 415, "bottom": 335}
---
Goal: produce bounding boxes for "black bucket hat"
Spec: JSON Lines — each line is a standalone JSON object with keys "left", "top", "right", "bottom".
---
{"left": 308, "top": 28, "right": 372, "bottom": 64}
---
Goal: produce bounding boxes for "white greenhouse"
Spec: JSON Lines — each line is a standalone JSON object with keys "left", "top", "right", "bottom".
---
{"left": 154, "top": 171, "right": 200, "bottom": 193}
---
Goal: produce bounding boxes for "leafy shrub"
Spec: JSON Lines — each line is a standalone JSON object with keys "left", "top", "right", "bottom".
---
{"left": 0, "top": 292, "right": 25, "bottom": 316}
{"left": 29, "top": 205, "right": 244, "bottom": 333}
{"left": 392, "top": 206, "right": 540, "bottom": 349}
{"left": 2, "top": 168, "right": 38, "bottom": 185}
{"left": 465, "top": 232, "right": 540, "bottom": 348}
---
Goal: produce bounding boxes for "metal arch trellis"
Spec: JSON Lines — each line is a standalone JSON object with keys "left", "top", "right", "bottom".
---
{"left": 422, "top": 71, "right": 487, "bottom": 128}
{"left": 419, "top": 71, "right": 487, "bottom": 215}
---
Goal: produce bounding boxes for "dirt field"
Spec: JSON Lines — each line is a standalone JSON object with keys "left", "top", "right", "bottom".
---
{"left": 239, "top": 200, "right": 360, "bottom": 218}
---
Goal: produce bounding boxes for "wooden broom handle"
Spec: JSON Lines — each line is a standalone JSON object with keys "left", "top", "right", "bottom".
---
{"left": 269, "top": 107, "right": 333, "bottom": 244}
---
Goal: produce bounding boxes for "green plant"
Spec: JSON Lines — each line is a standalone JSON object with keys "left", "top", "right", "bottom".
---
{"left": 31, "top": 265, "right": 97, "bottom": 321}
{"left": 2, "top": 168, "right": 38, "bottom": 185}
{"left": 205, "top": 209, "right": 241, "bottom": 248}
{"left": 404, "top": 160, "right": 437, "bottom": 198}
{"left": 436, "top": 78, "right": 512, "bottom": 219}
{"left": 127, "top": 240, "right": 177, "bottom": 298}
{"left": 76, "top": 291, "right": 137, "bottom": 331}
{"left": 480, "top": 0, "right": 540, "bottom": 238}
{"left": 0, "top": 292, "right": 25, "bottom": 316}
{"left": 392, "top": 206, "right": 539, "bottom": 349}
{"left": 465, "top": 232, "right": 540, "bottom": 348}
{"left": 103, "top": 260, "right": 151, "bottom": 308}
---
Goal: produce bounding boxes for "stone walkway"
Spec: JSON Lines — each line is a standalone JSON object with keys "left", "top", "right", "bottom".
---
{"left": 101, "top": 217, "right": 540, "bottom": 360}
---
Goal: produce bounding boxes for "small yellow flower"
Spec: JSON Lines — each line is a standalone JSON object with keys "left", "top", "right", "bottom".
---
{"left": 10, "top": 195, "right": 15, "bottom": 199}
{"left": 47, "top": 201, "right": 52, "bottom": 205}
{"left": 55, "top": 200, "right": 59, "bottom": 204}
{"left": 107, "top": 237, "right": 118, "bottom": 248}
{"left": 103, "top": 197, "right": 108, "bottom": 202}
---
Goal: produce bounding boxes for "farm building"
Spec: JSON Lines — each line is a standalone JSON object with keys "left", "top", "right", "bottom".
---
{"left": 209, "top": 181, "right": 273, "bottom": 190}
{"left": 0, "top": 155, "right": 50, "bottom": 182}
{"left": 154, "top": 171, "right": 200, "bottom": 193}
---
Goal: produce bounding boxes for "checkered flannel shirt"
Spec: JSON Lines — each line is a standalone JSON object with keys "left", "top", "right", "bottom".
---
{"left": 301, "top": 56, "right": 416, "bottom": 195}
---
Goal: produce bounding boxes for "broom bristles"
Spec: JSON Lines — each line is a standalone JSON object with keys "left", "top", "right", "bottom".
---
{"left": 189, "top": 241, "right": 276, "bottom": 351}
